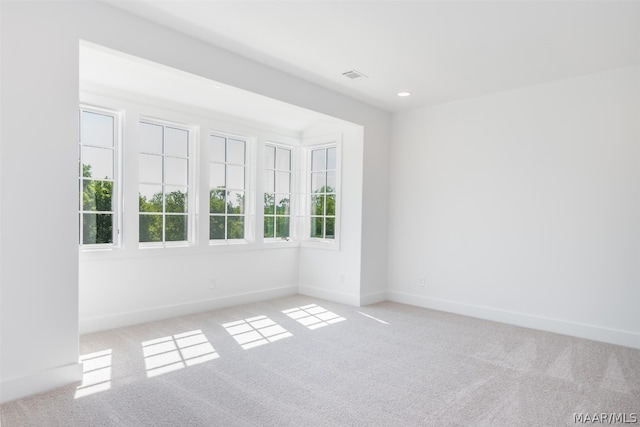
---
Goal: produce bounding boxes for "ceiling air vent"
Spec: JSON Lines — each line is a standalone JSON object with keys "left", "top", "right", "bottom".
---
{"left": 342, "top": 69, "right": 368, "bottom": 79}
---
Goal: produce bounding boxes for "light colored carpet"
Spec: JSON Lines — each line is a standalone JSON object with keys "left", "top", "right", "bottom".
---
{"left": 1, "top": 295, "right": 639, "bottom": 426}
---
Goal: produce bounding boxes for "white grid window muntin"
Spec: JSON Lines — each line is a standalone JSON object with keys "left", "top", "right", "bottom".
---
{"left": 209, "top": 133, "right": 247, "bottom": 241}
{"left": 138, "top": 119, "right": 192, "bottom": 245}
{"left": 264, "top": 144, "right": 292, "bottom": 240}
{"left": 79, "top": 107, "right": 119, "bottom": 247}
{"left": 309, "top": 145, "right": 337, "bottom": 240}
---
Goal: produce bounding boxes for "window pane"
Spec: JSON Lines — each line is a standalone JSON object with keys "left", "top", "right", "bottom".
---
{"left": 265, "top": 145, "right": 276, "bottom": 169}
{"left": 165, "top": 127, "right": 188, "bottom": 158}
{"left": 209, "top": 135, "right": 226, "bottom": 162}
{"left": 326, "top": 171, "right": 336, "bottom": 192}
{"left": 209, "top": 216, "right": 225, "bottom": 240}
{"left": 210, "top": 163, "right": 225, "bottom": 188}
{"left": 139, "top": 214, "right": 162, "bottom": 242}
{"left": 82, "top": 146, "right": 113, "bottom": 180}
{"left": 81, "top": 111, "right": 114, "bottom": 148}
{"left": 326, "top": 194, "right": 336, "bottom": 216}
{"left": 276, "top": 171, "right": 290, "bottom": 193}
{"left": 82, "top": 180, "right": 113, "bottom": 212}
{"left": 327, "top": 147, "right": 337, "bottom": 170}
{"left": 326, "top": 217, "right": 335, "bottom": 239}
{"left": 227, "top": 191, "right": 244, "bottom": 214}
{"left": 311, "top": 172, "right": 326, "bottom": 193}
{"left": 139, "top": 185, "right": 162, "bottom": 212}
{"left": 227, "top": 165, "right": 245, "bottom": 190}
{"left": 311, "top": 149, "right": 326, "bottom": 171}
{"left": 139, "top": 153, "right": 162, "bottom": 183}
{"left": 264, "top": 170, "right": 275, "bottom": 193}
{"left": 165, "top": 215, "right": 187, "bottom": 241}
{"left": 276, "top": 217, "right": 290, "bottom": 238}
{"left": 227, "top": 216, "right": 244, "bottom": 239}
{"left": 165, "top": 157, "right": 188, "bottom": 186}
{"left": 209, "top": 189, "right": 226, "bottom": 214}
{"left": 165, "top": 187, "right": 187, "bottom": 213}
{"left": 276, "top": 148, "right": 291, "bottom": 170}
{"left": 139, "top": 122, "right": 163, "bottom": 154}
{"left": 264, "top": 193, "right": 275, "bottom": 215}
{"left": 310, "top": 217, "right": 324, "bottom": 238}
{"left": 312, "top": 194, "right": 325, "bottom": 216}
{"left": 82, "top": 213, "right": 113, "bottom": 244}
{"left": 227, "top": 139, "right": 245, "bottom": 164}
{"left": 264, "top": 216, "right": 275, "bottom": 238}
{"left": 275, "top": 194, "right": 290, "bottom": 215}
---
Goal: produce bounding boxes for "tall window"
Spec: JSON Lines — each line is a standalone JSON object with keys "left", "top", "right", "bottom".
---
{"left": 209, "top": 134, "right": 246, "bottom": 241}
{"left": 138, "top": 120, "right": 190, "bottom": 244}
{"left": 309, "top": 146, "right": 337, "bottom": 239}
{"left": 264, "top": 145, "right": 292, "bottom": 239}
{"left": 79, "top": 107, "right": 118, "bottom": 246}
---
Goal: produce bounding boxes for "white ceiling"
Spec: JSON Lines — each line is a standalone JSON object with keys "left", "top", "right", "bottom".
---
{"left": 105, "top": 1, "right": 640, "bottom": 113}
{"left": 80, "top": 42, "right": 330, "bottom": 132}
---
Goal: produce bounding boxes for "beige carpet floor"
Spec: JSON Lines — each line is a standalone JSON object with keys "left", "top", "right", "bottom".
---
{"left": 1, "top": 295, "right": 639, "bottom": 426}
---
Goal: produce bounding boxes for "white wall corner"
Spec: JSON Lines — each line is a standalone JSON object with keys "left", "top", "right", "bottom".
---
{"left": 387, "top": 291, "right": 640, "bottom": 350}
{"left": 297, "top": 285, "right": 361, "bottom": 306}
{"left": 79, "top": 286, "right": 298, "bottom": 334}
{"left": 0, "top": 362, "right": 83, "bottom": 405}
{"left": 360, "top": 291, "right": 387, "bottom": 307}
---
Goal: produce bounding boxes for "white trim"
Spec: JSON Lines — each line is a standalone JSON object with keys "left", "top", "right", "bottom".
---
{"left": 79, "top": 286, "right": 297, "bottom": 334}
{"left": 387, "top": 291, "right": 640, "bottom": 350}
{"left": 0, "top": 362, "right": 83, "bottom": 404}
{"left": 298, "top": 285, "right": 360, "bottom": 306}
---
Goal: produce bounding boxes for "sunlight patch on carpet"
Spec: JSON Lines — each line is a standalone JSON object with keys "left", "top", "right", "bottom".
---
{"left": 75, "top": 349, "right": 112, "bottom": 398}
{"left": 142, "top": 330, "right": 219, "bottom": 378}
{"left": 223, "top": 315, "right": 292, "bottom": 350}
{"left": 282, "top": 304, "right": 345, "bottom": 329}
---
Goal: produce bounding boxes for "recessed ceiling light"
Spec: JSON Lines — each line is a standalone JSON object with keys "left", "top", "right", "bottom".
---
{"left": 397, "top": 91, "right": 411, "bottom": 97}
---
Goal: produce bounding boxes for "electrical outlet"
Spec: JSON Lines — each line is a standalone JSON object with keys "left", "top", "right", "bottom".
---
{"left": 418, "top": 278, "right": 426, "bottom": 287}
{"left": 209, "top": 279, "right": 216, "bottom": 290}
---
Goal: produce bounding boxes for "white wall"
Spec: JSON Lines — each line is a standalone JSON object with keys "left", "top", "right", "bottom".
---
{"left": 0, "top": 2, "right": 82, "bottom": 404}
{"left": 0, "top": 1, "right": 390, "bottom": 403}
{"left": 388, "top": 65, "right": 640, "bottom": 349}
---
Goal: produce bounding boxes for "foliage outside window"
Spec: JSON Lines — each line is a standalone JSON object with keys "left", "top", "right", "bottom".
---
{"left": 310, "top": 146, "right": 337, "bottom": 239}
{"left": 264, "top": 145, "right": 291, "bottom": 239}
{"left": 209, "top": 134, "right": 246, "bottom": 241}
{"left": 138, "top": 120, "right": 190, "bottom": 244}
{"left": 79, "top": 108, "right": 117, "bottom": 246}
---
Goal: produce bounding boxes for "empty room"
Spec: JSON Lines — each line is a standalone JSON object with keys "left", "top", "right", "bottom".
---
{"left": 1, "top": 1, "right": 639, "bottom": 426}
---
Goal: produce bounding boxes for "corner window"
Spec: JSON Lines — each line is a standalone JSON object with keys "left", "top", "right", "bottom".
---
{"left": 309, "top": 145, "right": 337, "bottom": 240}
{"left": 138, "top": 120, "right": 191, "bottom": 245}
{"left": 79, "top": 107, "right": 119, "bottom": 246}
{"left": 209, "top": 133, "right": 247, "bottom": 241}
{"left": 264, "top": 144, "right": 292, "bottom": 240}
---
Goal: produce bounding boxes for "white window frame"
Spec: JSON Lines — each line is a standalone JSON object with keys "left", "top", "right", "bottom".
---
{"left": 301, "top": 135, "right": 341, "bottom": 249}
{"left": 208, "top": 131, "right": 254, "bottom": 245}
{"left": 263, "top": 141, "right": 295, "bottom": 243}
{"left": 138, "top": 117, "right": 196, "bottom": 247}
{"left": 79, "top": 105, "right": 122, "bottom": 249}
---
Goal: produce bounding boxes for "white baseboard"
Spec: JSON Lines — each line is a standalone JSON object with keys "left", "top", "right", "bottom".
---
{"left": 298, "top": 286, "right": 361, "bottom": 306}
{"left": 0, "top": 362, "right": 83, "bottom": 404}
{"left": 360, "top": 291, "right": 387, "bottom": 306}
{"left": 79, "top": 286, "right": 298, "bottom": 334}
{"left": 387, "top": 291, "right": 640, "bottom": 350}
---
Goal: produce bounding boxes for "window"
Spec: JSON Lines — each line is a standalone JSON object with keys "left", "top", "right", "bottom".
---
{"left": 209, "top": 133, "right": 247, "bottom": 241}
{"left": 309, "top": 146, "right": 337, "bottom": 240}
{"left": 264, "top": 144, "right": 292, "bottom": 240}
{"left": 138, "top": 120, "right": 191, "bottom": 244}
{"left": 79, "top": 107, "right": 118, "bottom": 246}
